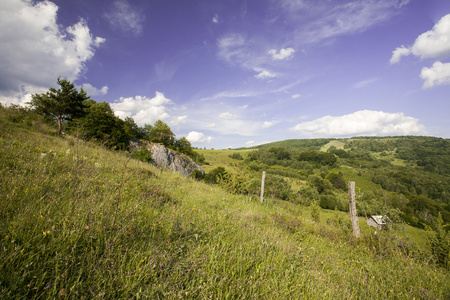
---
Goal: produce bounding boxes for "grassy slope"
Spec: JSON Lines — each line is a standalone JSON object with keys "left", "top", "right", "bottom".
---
{"left": 1, "top": 110, "right": 449, "bottom": 299}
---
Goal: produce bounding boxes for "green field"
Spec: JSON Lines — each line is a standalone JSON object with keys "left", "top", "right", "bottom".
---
{"left": 1, "top": 106, "right": 449, "bottom": 299}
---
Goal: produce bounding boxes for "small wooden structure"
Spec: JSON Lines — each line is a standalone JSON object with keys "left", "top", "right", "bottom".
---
{"left": 367, "top": 215, "right": 392, "bottom": 230}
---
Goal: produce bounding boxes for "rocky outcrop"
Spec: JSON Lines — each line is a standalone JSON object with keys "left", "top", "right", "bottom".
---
{"left": 147, "top": 143, "right": 205, "bottom": 177}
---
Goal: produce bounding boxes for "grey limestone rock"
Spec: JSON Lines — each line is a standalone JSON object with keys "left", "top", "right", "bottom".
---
{"left": 147, "top": 143, "right": 205, "bottom": 177}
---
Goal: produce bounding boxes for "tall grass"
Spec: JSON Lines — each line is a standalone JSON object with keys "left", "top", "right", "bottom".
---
{"left": 0, "top": 108, "right": 449, "bottom": 298}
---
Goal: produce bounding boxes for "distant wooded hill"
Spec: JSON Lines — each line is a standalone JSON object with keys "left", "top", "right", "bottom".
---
{"left": 230, "top": 136, "right": 449, "bottom": 228}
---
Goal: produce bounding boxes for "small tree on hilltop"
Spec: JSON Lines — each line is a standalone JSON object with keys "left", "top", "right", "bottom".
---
{"left": 29, "top": 77, "right": 89, "bottom": 135}
{"left": 145, "top": 120, "right": 175, "bottom": 147}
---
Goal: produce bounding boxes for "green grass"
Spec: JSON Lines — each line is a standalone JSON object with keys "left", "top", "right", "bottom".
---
{"left": 1, "top": 109, "right": 449, "bottom": 299}
{"left": 320, "top": 140, "right": 346, "bottom": 152}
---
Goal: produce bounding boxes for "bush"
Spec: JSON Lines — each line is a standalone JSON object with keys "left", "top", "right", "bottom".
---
{"left": 228, "top": 152, "right": 244, "bottom": 160}
{"left": 132, "top": 148, "right": 153, "bottom": 163}
{"left": 190, "top": 169, "right": 204, "bottom": 180}
{"left": 426, "top": 213, "right": 450, "bottom": 269}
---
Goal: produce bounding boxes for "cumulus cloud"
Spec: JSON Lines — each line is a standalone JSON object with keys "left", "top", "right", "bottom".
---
{"left": 80, "top": 83, "right": 108, "bottom": 96}
{"left": 0, "top": 0, "right": 104, "bottom": 103}
{"left": 390, "top": 14, "right": 450, "bottom": 88}
{"left": 110, "top": 91, "right": 173, "bottom": 126}
{"left": 104, "top": 0, "right": 145, "bottom": 36}
{"left": 269, "top": 48, "right": 295, "bottom": 60}
{"left": 186, "top": 131, "right": 213, "bottom": 143}
{"left": 420, "top": 61, "right": 450, "bottom": 89}
{"left": 292, "top": 110, "right": 427, "bottom": 137}
{"left": 410, "top": 14, "right": 450, "bottom": 60}
{"left": 390, "top": 14, "right": 450, "bottom": 64}
{"left": 390, "top": 46, "right": 411, "bottom": 64}
{"left": 292, "top": 94, "right": 301, "bottom": 99}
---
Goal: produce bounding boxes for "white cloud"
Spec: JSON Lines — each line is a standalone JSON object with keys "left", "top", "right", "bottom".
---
{"left": 269, "top": 48, "right": 295, "bottom": 60}
{"left": 104, "top": 0, "right": 145, "bottom": 36}
{"left": 390, "top": 46, "right": 411, "bottom": 64}
{"left": 292, "top": 110, "right": 427, "bottom": 137}
{"left": 262, "top": 121, "right": 277, "bottom": 128}
{"left": 297, "top": 0, "right": 409, "bottom": 44}
{"left": 217, "top": 33, "right": 248, "bottom": 64}
{"left": 219, "top": 112, "right": 236, "bottom": 120}
{"left": 81, "top": 83, "right": 108, "bottom": 96}
{"left": 212, "top": 14, "right": 219, "bottom": 24}
{"left": 245, "top": 140, "right": 256, "bottom": 146}
{"left": 391, "top": 14, "right": 450, "bottom": 63}
{"left": 171, "top": 115, "right": 188, "bottom": 126}
{"left": 411, "top": 14, "right": 450, "bottom": 60}
{"left": 353, "top": 78, "right": 379, "bottom": 89}
{"left": 292, "top": 94, "right": 301, "bottom": 99}
{"left": 420, "top": 61, "right": 450, "bottom": 89}
{"left": 186, "top": 131, "right": 213, "bottom": 143}
{"left": 0, "top": 0, "right": 104, "bottom": 103}
{"left": 255, "top": 69, "right": 277, "bottom": 79}
{"left": 110, "top": 91, "right": 174, "bottom": 126}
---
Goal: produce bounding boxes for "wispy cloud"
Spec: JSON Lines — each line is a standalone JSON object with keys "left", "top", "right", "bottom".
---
{"left": 104, "top": 0, "right": 145, "bottom": 36}
{"left": 353, "top": 78, "right": 379, "bottom": 89}
{"left": 292, "top": 0, "right": 409, "bottom": 44}
{"left": 212, "top": 14, "right": 219, "bottom": 24}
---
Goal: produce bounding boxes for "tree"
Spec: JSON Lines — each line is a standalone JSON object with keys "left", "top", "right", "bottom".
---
{"left": 29, "top": 77, "right": 89, "bottom": 134}
{"left": 77, "top": 101, "right": 130, "bottom": 149}
{"left": 146, "top": 120, "right": 175, "bottom": 146}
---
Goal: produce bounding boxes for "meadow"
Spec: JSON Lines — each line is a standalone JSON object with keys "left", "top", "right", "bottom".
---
{"left": 0, "top": 106, "right": 449, "bottom": 299}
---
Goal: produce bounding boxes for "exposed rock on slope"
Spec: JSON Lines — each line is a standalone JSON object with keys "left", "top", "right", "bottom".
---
{"left": 147, "top": 143, "right": 205, "bottom": 177}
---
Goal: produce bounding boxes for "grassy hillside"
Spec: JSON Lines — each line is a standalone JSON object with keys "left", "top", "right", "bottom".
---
{"left": 1, "top": 106, "right": 449, "bottom": 299}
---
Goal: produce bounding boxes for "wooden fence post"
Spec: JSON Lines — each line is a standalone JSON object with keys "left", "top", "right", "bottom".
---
{"left": 260, "top": 171, "right": 266, "bottom": 203}
{"left": 348, "top": 181, "right": 360, "bottom": 238}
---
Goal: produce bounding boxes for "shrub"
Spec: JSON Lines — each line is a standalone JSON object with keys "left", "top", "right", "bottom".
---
{"left": 190, "top": 169, "right": 204, "bottom": 180}
{"left": 132, "top": 148, "right": 152, "bottom": 163}
{"left": 228, "top": 152, "right": 243, "bottom": 160}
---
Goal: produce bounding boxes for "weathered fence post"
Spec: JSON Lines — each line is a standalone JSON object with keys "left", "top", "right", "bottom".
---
{"left": 260, "top": 171, "right": 266, "bottom": 203}
{"left": 348, "top": 181, "right": 360, "bottom": 238}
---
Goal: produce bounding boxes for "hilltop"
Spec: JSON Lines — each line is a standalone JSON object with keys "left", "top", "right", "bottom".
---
{"left": 0, "top": 105, "right": 449, "bottom": 299}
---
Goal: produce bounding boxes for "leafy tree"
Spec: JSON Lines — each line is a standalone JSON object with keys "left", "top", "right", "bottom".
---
{"left": 175, "top": 137, "right": 193, "bottom": 156}
{"left": 29, "top": 77, "right": 89, "bottom": 134}
{"left": 77, "top": 101, "right": 130, "bottom": 149}
{"left": 123, "top": 117, "right": 141, "bottom": 139}
{"left": 426, "top": 213, "right": 450, "bottom": 269}
{"left": 146, "top": 120, "right": 175, "bottom": 146}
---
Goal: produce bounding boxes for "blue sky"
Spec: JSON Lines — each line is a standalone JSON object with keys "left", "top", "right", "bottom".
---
{"left": 1, "top": 0, "right": 450, "bottom": 149}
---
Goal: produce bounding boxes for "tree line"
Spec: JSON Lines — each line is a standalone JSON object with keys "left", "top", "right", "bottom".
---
{"left": 28, "top": 78, "right": 204, "bottom": 163}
